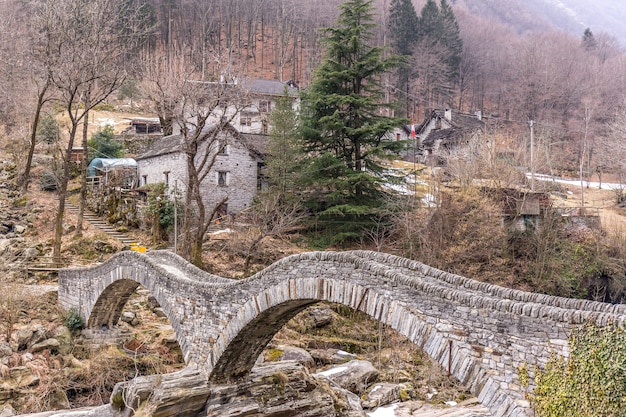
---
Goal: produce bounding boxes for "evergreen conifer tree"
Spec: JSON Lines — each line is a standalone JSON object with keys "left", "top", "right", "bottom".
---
{"left": 300, "top": 0, "right": 404, "bottom": 244}
{"left": 388, "top": 0, "right": 420, "bottom": 116}
{"left": 582, "top": 28, "right": 597, "bottom": 51}
{"left": 266, "top": 89, "right": 302, "bottom": 195}
{"left": 439, "top": 0, "right": 462, "bottom": 80}
{"left": 415, "top": 0, "right": 462, "bottom": 105}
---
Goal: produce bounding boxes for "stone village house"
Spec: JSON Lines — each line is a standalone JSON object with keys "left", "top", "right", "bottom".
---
{"left": 393, "top": 109, "right": 487, "bottom": 164}
{"left": 136, "top": 123, "right": 267, "bottom": 216}
{"left": 133, "top": 79, "right": 296, "bottom": 216}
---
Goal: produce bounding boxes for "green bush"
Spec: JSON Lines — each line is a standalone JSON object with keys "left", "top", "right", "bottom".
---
{"left": 64, "top": 307, "right": 85, "bottom": 333}
{"left": 532, "top": 324, "right": 626, "bottom": 417}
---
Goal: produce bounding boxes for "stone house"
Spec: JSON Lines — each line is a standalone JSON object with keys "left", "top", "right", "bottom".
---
{"left": 136, "top": 123, "right": 267, "bottom": 215}
{"left": 416, "top": 109, "right": 486, "bottom": 164}
{"left": 236, "top": 79, "right": 299, "bottom": 135}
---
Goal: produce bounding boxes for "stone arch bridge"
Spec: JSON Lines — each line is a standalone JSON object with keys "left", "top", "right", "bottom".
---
{"left": 58, "top": 250, "right": 626, "bottom": 417}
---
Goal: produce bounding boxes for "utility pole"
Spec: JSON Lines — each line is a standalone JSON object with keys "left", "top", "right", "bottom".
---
{"left": 529, "top": 120, "right": 535, "bottom": 191}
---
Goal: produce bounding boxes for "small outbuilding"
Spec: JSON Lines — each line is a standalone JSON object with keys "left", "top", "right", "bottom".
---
{"left": 87, "top": 158, "right": 138, "bottom": 188}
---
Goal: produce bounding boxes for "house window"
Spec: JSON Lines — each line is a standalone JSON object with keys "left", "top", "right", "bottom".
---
{"left": 163, "top": 171, "right": 170, "bottom": 187}
{"left": 261, "top": 119, "right": 268, "bottom": 134}
{"left": 259, "top": 100, "right": 271, "bottom": 113}
{"left": 142, "top": 175, "right": 148, "bottom": 186}
{"left": 396, "top": 133, "right": 401, "bottom": 141}
{"left": 240, "top": 116, "right": 252, "bottom": 126}
{"left": 218, "top": 171, "right": 228, "bottom": 187}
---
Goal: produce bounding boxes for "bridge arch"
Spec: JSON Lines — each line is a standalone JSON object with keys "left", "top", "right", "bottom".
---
{"left": 206, "top": 267, "right": 498, "bottom": 412}
{"left": 59, "top": 250, "right": 626, "bottom": 417}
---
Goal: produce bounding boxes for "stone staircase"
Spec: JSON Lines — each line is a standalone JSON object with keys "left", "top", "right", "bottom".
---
{"left": 65, "top": 202, "right": 136, "bottom": 246}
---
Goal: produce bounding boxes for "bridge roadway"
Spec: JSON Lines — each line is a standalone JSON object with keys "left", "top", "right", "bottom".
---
{"left": 58, "top": 250, "right": 626, "bottom": 417}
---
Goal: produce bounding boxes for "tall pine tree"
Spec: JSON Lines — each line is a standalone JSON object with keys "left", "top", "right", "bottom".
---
{"left": 414, "top": 0, "right": 462, "bottom": 106}
{"left": 266, "top": 89, "right": 302, "bottom": 196}
{"left": 300, "top": 0, "right": 404, "bottom": 244}
{"left": 439, "top": 0, "right": 462, "bottom": 81}
{"left": 388, "top": 0, "right": 419, "bottom": 117}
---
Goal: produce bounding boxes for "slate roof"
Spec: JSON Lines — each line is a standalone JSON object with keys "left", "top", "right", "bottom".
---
{"left": 136, "top": 124, "right": 268, "bottom": 161}
{"left": 248, "top": 79, "right": 299, "bottom": 97}
{"left": 420, "top": 109, "right": 486, "bottom": 148}
{"left": 136, "top": 133, "right": 183, "bottom": 160}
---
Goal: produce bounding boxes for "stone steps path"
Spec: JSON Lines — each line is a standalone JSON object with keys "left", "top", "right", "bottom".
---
{"left": 65, "top": 201, "right": 136, "bottom": 246}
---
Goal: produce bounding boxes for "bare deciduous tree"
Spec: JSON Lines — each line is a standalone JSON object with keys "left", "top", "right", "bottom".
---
{"left": 39, "top": 0, "right": 140, "bottom": 260}
{"left": 142, "top": 52, "right": 249, "bottom": 266}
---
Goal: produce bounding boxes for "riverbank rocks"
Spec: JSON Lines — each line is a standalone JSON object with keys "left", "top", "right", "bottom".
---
{"left": 362, "top": 383, "right": 401, "bottom": 409}
{"left": 264, "top": 344, "right": 315, "bottom": 369}
{"left": 303, "top": 305, "right": 333, "bottom": 329}
{"left": 314, "top": 360, "right": 379, "bottom": 395}
{"left": 204, "top": 361, "right": 364, "bottom": 417}
{"left": 309, "top": 348, "right": 357, "bottom": 365}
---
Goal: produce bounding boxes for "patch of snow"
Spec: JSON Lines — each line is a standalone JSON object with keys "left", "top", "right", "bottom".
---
{"left": 445, "top": 400, "right": 458, "bottom": 407}
{"left": 528, "top": 173, "right": 624, "bottom": 190}
{"left": 336, "top": 349, "right": 354, "bottom": 356}
{"left": 367, "top": 403, "right": 398, "bottom": 417}
{"left": 422, "top": 193, "right": 436, "bottom": 207}
{"left": 209, "top": 228, "right": 232, "bottom": 235}
{"left": 317, "top": 366, "right": 348, "bottom": 377}
{"left": 370, "top": 384, "right": 382, "bottom": 394}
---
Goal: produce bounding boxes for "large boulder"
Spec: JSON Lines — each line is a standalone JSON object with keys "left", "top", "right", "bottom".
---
{"left": 1, "top": 366, "right": 39, "bottom": 389}
{"left": 205, "top": 361, "right": 364, "bottom": 417}
{"left": 304, "top": 305, "right": 333, "bottom": 329}
{"left": 11, "top": 329, "right": 33, "bottom": 351}
{"left": 361, "top": 382, "right": 401, "bottom": 409}
{"left": 264, "top": 345, "right": 315, "bottom": 369}
{"left": 309, "top": 348, "right": 357, "bottom": 366}
{"left": 314, "top": 360, "right": 379, "bottom": 395}
{"left": 53, "top": 326, "right": 72, "bottom": 355}
{"left": 30, "top": 338, "right": 60, "bottom": 354}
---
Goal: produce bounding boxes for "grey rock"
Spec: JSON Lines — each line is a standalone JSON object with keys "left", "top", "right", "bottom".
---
{"left": 28, "top": 324, "right": 47, "bottom": 348}
{"left": 13, "top": 225, "right": 25, "bottom": 234}
{"left": 314, "top": 360, "right": 379, "bottom": 395}
{"left": 12, "top": 329, "right": 33, "bottom": 351}
{"left": 310, "top": 348, "right": 357, "bottom": 365}
{"left": 120, "top": 311, "right": 135, "bottom": 323}
{"left": 30, "top": 338, "right": 60, "bottom": 354}
{"left": 0, "top": 239, "right": 11, "bottom": 252}
{"left": 305, "top": 305, "right": 334, "bottom": 329}
{"left": 265, "top": 344, "right": 315, "bottom": 369}
{"left": 22, "top": 247, "right": 40, "bottom": 260}
{"left": 154, "top": 307, "right": 167, "bottom": 318}
{"left": 5, "top": 366, "right": 39, "bottom": 388}
{"left": 0, "top": 342, "right": 12, "bottom": 358}
{"left": 361, "top": 382, "right": 401, "bottom": 409}
{"left": 53, "top": 326, "right": 72, "bottom": 355}
{"left": 0, "top": 404, "right": 16, "bottom": 417}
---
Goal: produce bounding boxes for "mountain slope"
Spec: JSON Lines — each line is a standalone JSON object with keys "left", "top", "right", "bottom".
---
{"left": 453, "top": 0, "right": 626, "bottom": 46}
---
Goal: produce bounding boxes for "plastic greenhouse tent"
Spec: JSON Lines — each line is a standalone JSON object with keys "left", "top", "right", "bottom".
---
{"left": 87, "top": 158, "right": 138, "bottom": 187}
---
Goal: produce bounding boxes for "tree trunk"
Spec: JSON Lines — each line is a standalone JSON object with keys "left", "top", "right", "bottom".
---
{"left": 53, "top": 123, "right": 79, "bottom": 262}
{"left": 76, "top": 92, "right": 91, "bottom": 235}
{"left": 20, "top": 82, "right": 50, "bottom": 194}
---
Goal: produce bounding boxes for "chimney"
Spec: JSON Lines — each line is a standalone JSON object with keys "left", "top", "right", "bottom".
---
{"left": 444, "top": 109, "right": 452, "bottom": 121}
{"left": 475, "top": 110, "right": 482, "bottom": 121}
